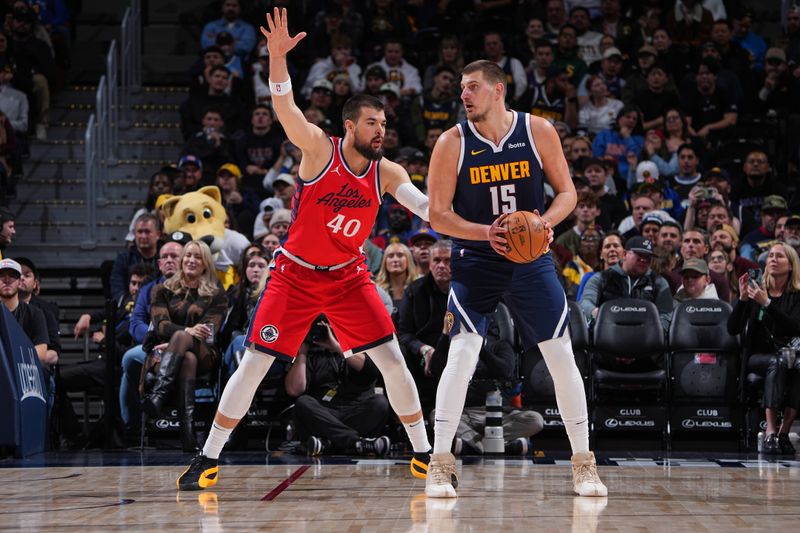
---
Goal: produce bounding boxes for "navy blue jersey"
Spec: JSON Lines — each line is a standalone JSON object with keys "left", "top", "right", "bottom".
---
{"left": 452, "top": 111, "right": 546, "bottom": 255}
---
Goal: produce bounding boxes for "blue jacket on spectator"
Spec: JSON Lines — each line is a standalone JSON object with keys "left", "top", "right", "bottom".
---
{"left": 29, "top": 0, "right": 69, "bottom": 27}
{"left": 129, "top": 276, "right": 165, "bottom": 345}
{"left": 110, "top": 246, "right": 159, "bottom": 301}
{"left": 201, "top": 19, "right": 256, "bottom": 59}
{"left": 592, "top": 129, "right": 644, "bottom": 178}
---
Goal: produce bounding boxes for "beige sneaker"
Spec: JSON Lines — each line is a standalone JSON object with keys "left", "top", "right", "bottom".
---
{"left": 571, "top": 451, "right": 608, "bottom": 496}
{"left": 425, "top": 452, "right": 458, "bottom": 498}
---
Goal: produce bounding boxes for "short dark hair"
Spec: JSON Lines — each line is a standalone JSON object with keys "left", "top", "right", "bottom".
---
{"left": 534, "top": 39, "right": 553, "bottom": 52}
{"left": 677, "top": 143, "right": 696, "bottom": 157}
{"left": 462, "top": 60, "right": 506, "bottom": 89}
{"left": 203, "top": 105, "right": 224, "bottom": 120}
{"left": 253, "top": 104, "right": 272, "bottom": 117}
{"left": 129, "top": 263, "right": 155, "bottom": 280}
{"left": 134, "top": 213, "right": 162, "bottom": 233}
{"left": 209, "top": 64, "right": 231, "bottom": 77}
{"left": 342, "top": 94, "right": 384, "bottom": 124}
{"left": 577, "top": 190, "right": 599, "bottom": 208}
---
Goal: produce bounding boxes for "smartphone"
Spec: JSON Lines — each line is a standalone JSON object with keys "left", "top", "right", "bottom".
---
{"left": 748, "top": 268, "right": 762, "bottom": 285}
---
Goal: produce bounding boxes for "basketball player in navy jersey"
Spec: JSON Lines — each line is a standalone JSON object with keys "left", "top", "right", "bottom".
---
{"left": 177, "top": 8, "right": 433, "bottom": 490}
{"left": 426, "top": 60, "right": 607, "bottom": 498}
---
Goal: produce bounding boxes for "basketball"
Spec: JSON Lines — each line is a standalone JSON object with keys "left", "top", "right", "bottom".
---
{"left": 500, "top": 211, "right": 548, "bottom": 263}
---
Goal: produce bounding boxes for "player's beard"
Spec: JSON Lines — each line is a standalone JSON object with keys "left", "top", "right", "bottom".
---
{"left": 354, "top": 136, "right": 384, "bottom": 161}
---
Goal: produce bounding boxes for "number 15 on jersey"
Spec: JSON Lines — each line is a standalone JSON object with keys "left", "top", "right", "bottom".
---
{"left": 490, "top": 184, "right": 517, "bottom": 215}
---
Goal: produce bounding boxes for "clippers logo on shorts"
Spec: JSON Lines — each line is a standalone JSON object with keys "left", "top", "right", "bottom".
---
{"left": 260, "top": 325, "right": 279, "bottom": 343}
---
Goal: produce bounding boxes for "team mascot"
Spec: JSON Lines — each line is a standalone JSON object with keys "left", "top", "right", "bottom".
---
{"left": 161, "top": 186, "right": 242, "bottom": 289}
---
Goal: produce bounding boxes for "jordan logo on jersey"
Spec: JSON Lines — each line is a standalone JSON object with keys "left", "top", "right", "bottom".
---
{"left": 331, "top": 165, "right": 342, "bottom": 176}
{"left": 316, "top": 183, "right": 372, "bottom": 213}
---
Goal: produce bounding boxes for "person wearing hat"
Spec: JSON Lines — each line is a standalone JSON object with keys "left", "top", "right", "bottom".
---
{"left": 620, "top": 44, "right": 657, "bottom": 102}
{"left": 674, "top": 257, "right": 719, "bottom": 303}
{"left": 301, "top": 34, "right": 363, "bottom": 99}
{"left": 307, "top": 78, "right": 335, "bottom": 118}
{"left": 748, "top": 47, "right": 791, "bottom": 115}
{"left": 576, "top": 46, "right": 624, "bottom": 107}
{"left": 578, "top": 74, "right": 623, "bottom": 134}
{"left": 639, "top": 212, "right": 663, "bottom": 243}
{"left": 216, "top": 162, "right": 259, "bottom": 237}
{"left": 271, "top": 172, "right": 296, "bottom": 210}
{"left": 740, "top": 195, "right": 789, "bottom": 261}
{"left": 408, "top": 228, "right": 440, "bottom": 276}
{"left": 363, "top": 65, "right": 388, "bottom": 97}
{"left": 580, "top": 235, "right": 674, "bottom": 331}
{"left": 200, "top": 0, "right": 255, "bottom": 59}
{"left": 253, "top": 197, "right": 285, "bottom": 241}
{"left": 177, "top": 154, "right": 204, "bottom": 194}
{"left": 632, "top": 160, "right": 684, "bottom": 222}
{"left": 0, "top": 258, "right": 48, "bottom": 363}
{"left": 531, "top": 63, "right": 578, "bottom": 131}
{"left": 0, "top": 206, "right": 15, "bottom": 259}
{"left": 16, "top": 256, "right": 61, "bottom": 366}
{"left": 710, "top": 222, "right": 758, "bottom": 280}
{"left": 233, "top": 105, "right": 284, "bottom": 192}
{"left": 268, "top": 208, "right": 292, "bottom": 242}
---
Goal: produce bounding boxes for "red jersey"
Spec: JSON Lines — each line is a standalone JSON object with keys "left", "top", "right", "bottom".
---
{"left": 283, "top": 137, "right": 382, "bottom": 267}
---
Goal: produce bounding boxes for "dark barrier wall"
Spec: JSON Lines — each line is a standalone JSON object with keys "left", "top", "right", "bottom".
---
{"left": 0, "top": 305, "right": 47, "bottom": 457}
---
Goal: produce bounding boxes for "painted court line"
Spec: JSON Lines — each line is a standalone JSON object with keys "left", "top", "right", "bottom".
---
{"left": 261, "top": 465, "right": 311, "bottom": 501}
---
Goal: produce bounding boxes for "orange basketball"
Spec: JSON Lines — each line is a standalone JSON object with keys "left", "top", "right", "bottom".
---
{"left": 500, "top": 211, "right": 549, "bottom": 263}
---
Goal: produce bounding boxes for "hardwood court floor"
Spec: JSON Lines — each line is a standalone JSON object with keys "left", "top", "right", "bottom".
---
{"left": 1, "top": 452, "right": 799, "bottom": 532}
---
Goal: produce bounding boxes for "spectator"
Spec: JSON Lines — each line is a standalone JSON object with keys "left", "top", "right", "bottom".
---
{"left": 180, "top": 66, "right": 245, "bottom": 139}
{"left": 260, "top": 233, "right": 280, "bottom": 258}
{"left": 595, "top": 0, "right": 639, "bottom": 54}
{"left": 578, "top": 157, "right": 626, "bottom": 229}
{"left": 365, "top": 38, "right": 422, "bottom": 97}
{"left": 483, "top": 32, "right": 527, "bottom": 105}
{"left": 16, "top": 256, "right": 59, "bottom": 365}
{"left": 580, "top": 235, "right": 674, "bottom": 330}
{"left": 669, "top": 142, "right": 702, "bottom": 198}
{"left": 570, "top": 6, "right": 603, "bottom": 64}
{"left": 563, "top": 224, "right": 603, "bottom": 299}
{"left": 200, "top": 0, "right": 255, "bottom": 60}
{"left": 0, "top": 64, "right": 28, "bottom": 136}
{"left": 616, "top": 190, "right": 656, "bottom": 238}
{"left": 0, "top": 258, "right": 47, "bottom": 362}
{"left": 592, "top": 105, "right": 644, "bottom": 177}
{"left": 410, "top": 66, "right": 459, "bottom": 145}
{"left": 658, "top": 219, "right": 683, "bottom": 255}
{"left": 422, "top": 35, "right": 465, "bottom": 92}
{"left": 544, "top": 0, "right": 567, "bottom": 38}
{"left": 268, "top": 208, "right": 292, "bottom": 243}
{"left": 177, "top": 154, "right": 204, "bottom": 194}
{"left": 232, "top": 105, "right": 283, "bottom": 193}
{"left": 576, "top": 231, "right": 624, "bottom": 299}
{"left": 408, "top": 228, "right": 439, "bottom": 277}
{"left": 189, "top": 45, "right": 243, "bottom": 97}
{"left": 674, "top": 257, "right": 719, "bottom": 303}
{"left": 621, "top": 45, "right": 658, "bottom": 103}
{"left": 707, "top": 248, "right": 737, "bottom": 297}
{"left": 728, "top": 242, "right": 800, "bottom": 455}
{"left": 553, "top": 24, "right": 587, "bottom": 87}
{"left": 578, "top": 74, "right": 623, "bottom": 134}
{"left": 110, "top": 213, "right": 161, "bottom": 301}
{"left": 306, "top": 4, "right": 363, "bottom": 62}
{"left": 0, "top": 207, "right": 14, "bottom": 259}
{"left": 375, "top": 242, "right": 419, "bottom": 323}
{"left": 665, "top": 0, "right": 714, "bottom": 48}
{"left": 125, "top": 170, "right": 174, "bottom": 243}
{"left": 181, "top": 107, "right": 236, "bottom": 184}
{"left": 250, "top": 40, "right": 272, "bottom": 106}
{"left": 301, "top": 34, "right": 363, "bottom": 99}
{"left": 556, "top": 190, "right": 601, "bottom": 255}
{"left": 710, "top": 19, "right": 752, "bottom": 81}
{"left": 9, "top": 6, "right": 52, "bottom": 141}
{"left": 710, "top": 223, "right": 757, "bottom": 279}
{"left": 746, "top": 48, "right": 792, "bottom": 115}
{"left": 740, "top": 196, "right": 788, "bottom": 261}
{"left": 732, "top": 150, "right": 786, "bottom": 236}
{"left": 580, "top": 47, "right": 625, "bottom": 105}
{"left": 665, "top": 228, "right": 731, "bottom": 301}
{"left": 652, "top": 27, "right": 693, "bottom": 84}
{"left": 306, "top": 78, "right": 335, "bottom": 119}
{"left": 639, "top": 213, "right": 663, "bottom": 243}
{"left": 252, "top": 197, "right": 285, "bottom": 242}
{"left": 215, "top": 163, "right": 259, "bottom": 238}
{"left": 374, "top": 203, "right": 413, "bottom": 249}
{"left": 631, "top": 63, "right": 680, "bottom": 130}
{"left": 526, "top": 38, "right": 554, "bottom": 96}
{"left": 286, "top": 316, "right": 391, "bottom": 457}
{"left": 142, "top": 241, "right": 228, "bottom": 451}
{"left": 270, "top": 172, "right": 295, "bottom": 211}
{"left": 119, "top": 234, "right": 188, "bottom": 440}
{"left": 681, "top": 58, "right": 738, "bottom": 141}
{"left": 214, "top": 31, "right": 243, "bottom": 80}
{"left": 529, "top": 64, "right": 578, "bottom": 130}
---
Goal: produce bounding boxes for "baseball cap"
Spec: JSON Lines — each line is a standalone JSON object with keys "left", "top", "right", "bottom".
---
{"left": 216, "top": 163, "right": 242, "bottom": 179}
{"left": 379, "top": 82, "right": 401, "bottom": 98}
{"left": 635, "top": 161, "right": 659, "bottom": 183}
{"left": 624, "top": 235, "right": 655, "bottom": 256}
{"left": 634, "top": 180, "right": 663, "bottom": 194}
{"left": 0, "top": 258, "right": 21, "bottom": 276}
{"left": 165, "top": 230, "right": 193, "bottom": 246}
{"left": 766, "top": 47, "right": 787, "bottom": 63}
{"left": 640, "top": 213, "right": 663, "bottom": 228}
{"left": 638, "top": 44, "right": 657, "bottom": 57}
{"left": 312, "top": 79, "right": 334, "bottom": 93}
{"left": 14, "top": 256, "right": 37, "bottom": 278}
{"left": 602, "top": 47, "right": 623, "bottom": 60}
{"left": 332, "top": 72, "right": 352, "bottom": 86}
{"left": 408, "top": 227, "right": 440, "bottom": 245}
{"left": 704, "top": 167, "right": 730, "bottom": 182}
{"left": 681, "top": 257, "right": 709, "bottom": 275}
{"left": 269, "top": 208, "right": 292, "bottom": 229}
{"left": 365, "top": 65, "right": 387, "bottom": 80}
{"left": 662, "top": 219, "right": 682, "bottom": 232}
{"left": 178, "top": 154, "right": 202, "bottom": 169}
{"left": 762, "top": 195, "right": 788, "bottom": 212}
{"left": 273, "top": 173, "right": 295, "bottom": 188}
{"left": 215, "top": 31, "right": 234, "bottom": 45}
{"left": 398, "top": 146, "right": 426, "bottom": 162}
{"left": 785, "top": 214, "right": 800, "bottom": 227}
{"left": 260, "top": 197, "right": 284, "bottom": 213}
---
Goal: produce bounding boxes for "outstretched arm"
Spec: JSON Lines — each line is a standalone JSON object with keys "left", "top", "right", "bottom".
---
{"left": 380, "top": 159, "right": 429, "bottom": 221}
{"left": 261, "top": 8, "right": 327, "bottom": 157}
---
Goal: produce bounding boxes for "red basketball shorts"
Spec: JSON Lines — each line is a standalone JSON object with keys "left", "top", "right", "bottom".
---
{"left": 244, "top": 253, "right": 395, "bottom": 361}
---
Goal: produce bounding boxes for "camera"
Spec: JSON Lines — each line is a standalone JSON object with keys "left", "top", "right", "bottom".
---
{"left": 748, "top": 268, "right": 762, "bottom": 285}
{"left": 700, "top": 186, "right": 716, "bottom": 199}
{"left": 308, "top": 314, "right": 329, "bottom": 342}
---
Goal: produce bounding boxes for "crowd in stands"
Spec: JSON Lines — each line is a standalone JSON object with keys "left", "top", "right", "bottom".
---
{"left": 2, "top": 0, "right": 800, "bottom": 455}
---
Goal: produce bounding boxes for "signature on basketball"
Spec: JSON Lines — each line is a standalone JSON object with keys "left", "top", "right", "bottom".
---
{"left": 316, "top": 183, "right": 372, "bottom": 213}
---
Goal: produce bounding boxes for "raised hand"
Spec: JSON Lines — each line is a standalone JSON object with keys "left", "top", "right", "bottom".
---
{"left": 260, "top": 7, "right": 306, "bottom": 58}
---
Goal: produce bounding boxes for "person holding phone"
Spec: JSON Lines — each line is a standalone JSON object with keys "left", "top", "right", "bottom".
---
{"left": 728, "top": 242, "right": 800, "bottom": 454}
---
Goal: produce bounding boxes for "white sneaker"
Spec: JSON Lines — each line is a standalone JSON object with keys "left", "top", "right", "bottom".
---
{"left": 425, "top": 452, "right": 458, "bottom": 498}
{"left": 571, "top": 451, "right": 608, "bottom": 496}
{"left": 35, "top": 124, "right": 47, "bottom": 141}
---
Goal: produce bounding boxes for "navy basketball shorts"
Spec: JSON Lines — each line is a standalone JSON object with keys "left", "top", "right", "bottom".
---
{"left": 446, "top": 247, "right": 569, "bottom": 349}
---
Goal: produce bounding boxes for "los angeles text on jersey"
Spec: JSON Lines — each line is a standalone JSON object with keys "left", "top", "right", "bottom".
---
{"left": 315, "top": 183, "right": 372, "bottom": 213}
{"left": 468, "top": 160, "right": 531, "bottom": 185}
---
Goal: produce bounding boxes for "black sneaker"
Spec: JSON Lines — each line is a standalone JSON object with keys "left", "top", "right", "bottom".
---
{"left": 504, "top": 437, "right": 530, "bottom": 455}
{"left": 176, "top": 454, "right": 219, "bottom": 491}
{"left": 410, "top": 450, "right": 431, "bottom": 479}
{"left": 307, "top": 436, "right": 330, "bottom": 456}
{"left": 355, "top": 436, "right": 390, "bottom": 456}
{"left": 763, "top": 433, "right": 779, "bottom": 454}
{"left": 778, "top": 433, "right": 796, "bottom": 455}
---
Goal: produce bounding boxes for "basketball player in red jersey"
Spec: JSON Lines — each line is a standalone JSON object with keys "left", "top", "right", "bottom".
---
{"left": 178, "top": 8, "right": 432, "bottom": 490}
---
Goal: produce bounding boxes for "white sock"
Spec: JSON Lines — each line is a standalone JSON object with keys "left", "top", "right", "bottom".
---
{"left": 367, "top": 338, "right": 431, "bottom": 453}
{"left": 203, "top": 422, "right": 233, "bottom": 460}
{"left": 432, "top": 333, "right": 482, "bottom": 454}
{"left": 538, "top": 333, "right": 589, "bottom": 454}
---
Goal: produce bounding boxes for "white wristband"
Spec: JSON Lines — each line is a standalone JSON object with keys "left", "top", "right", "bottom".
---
{"left": 269, "top": 78, "right": 292, "bottom": 96}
